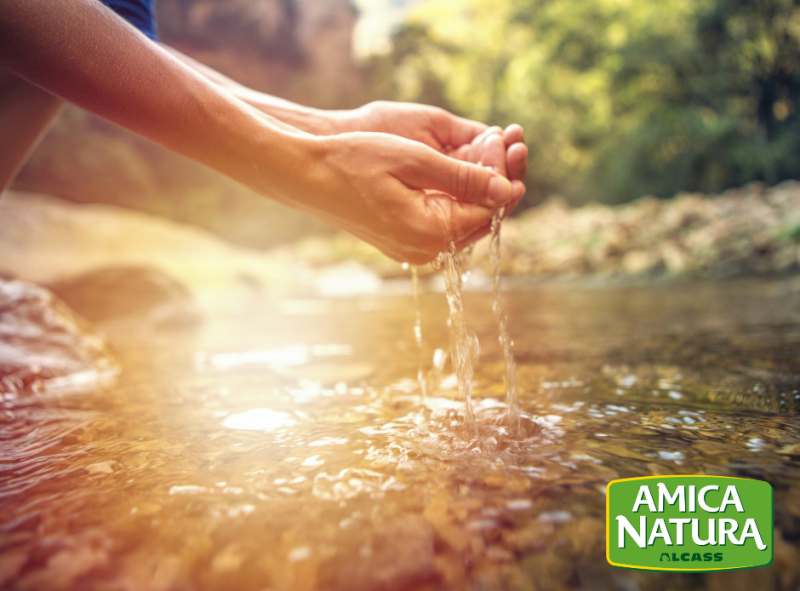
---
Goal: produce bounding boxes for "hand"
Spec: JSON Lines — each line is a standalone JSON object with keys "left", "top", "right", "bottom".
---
{"left": 439, "top": 124, "right": 529, "bottom": 246}
{"left": 280, "top": 132, "right": 523, "bottom": 265}
{"left": 450, "top": 124, "right": 528, "bottom": 184}
{"left": 336, "top": 101, "right": 488, "bottom": 154}
{"left": 337, "top": 102, "right": 528, "bottom": 184}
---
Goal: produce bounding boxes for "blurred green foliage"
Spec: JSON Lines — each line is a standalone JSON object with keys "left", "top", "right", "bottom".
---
{"left": 366, "top": 0, "right": 800, "bottom": 206}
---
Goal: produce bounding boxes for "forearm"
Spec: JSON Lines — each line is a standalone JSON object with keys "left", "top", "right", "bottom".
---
{"left": 161, "top": 45, "right": 343, "bottom": 136}
{"left": 0, "top": 0, "right": 317, "bottom": 200}
{"left": 0, "top": 70, "right": 64, "bottom": 190}
{"left": 0, "top": 0, "right": 520, "bottom": 264}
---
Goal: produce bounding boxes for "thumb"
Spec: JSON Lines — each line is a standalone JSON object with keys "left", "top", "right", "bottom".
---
{"left": 404, "top": 148, "right": 516, "bottom": 207}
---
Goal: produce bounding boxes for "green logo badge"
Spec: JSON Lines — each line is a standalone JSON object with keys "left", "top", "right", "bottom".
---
{"left": 606, "top": 476, "right": 773, "bottom": 571}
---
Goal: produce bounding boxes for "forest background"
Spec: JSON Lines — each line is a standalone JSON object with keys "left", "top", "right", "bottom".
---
{"left": 12, "top": 0, "right": 800, "bottom": 251}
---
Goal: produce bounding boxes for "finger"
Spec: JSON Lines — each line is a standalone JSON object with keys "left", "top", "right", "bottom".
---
{"left": 454, "top": 194, "right": 523, "bottom": 252}
{"left": 511, "top": 179, "right": 525, "bottom": 200}
{"left": 467, "top": 140, "right": 482, "bottom": 164}
{"left": 444, "top": 114, "right": 491, "bottom": 148}
{"left": 480, "top": 133, "right": 507, "bottom": 177}
{"left": 468, "top": 126, "right": 502, "bottom": 164}
{"left": 447, "top": 144, "right": 471, "bottom": 161}
{"left": 455, "top": 184, "right": 523, "bottom": 250}
{"left": 507, "top": 142, "right": 528, "bottom": 182}
{"left": 446, "top": 198, "right": 496, "bottom": 243}
{"left": 455, "top": 219, "right": 493, "bottom": 251}
{"left": 503, "top": 124, "right": 524, "bottom": 148}
{"left": 503, "top": 188, "right": 524, "bottom": 218}
{"left": 473, "top": 126, "right": 503, "bottom": 144}
{"left": 405, "top": 147, "right": 516, "bottom": 207}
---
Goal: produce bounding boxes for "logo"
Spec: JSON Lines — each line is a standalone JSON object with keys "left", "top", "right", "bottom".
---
{"left": 606, "top": 476, "right": 773, "bottom": 571}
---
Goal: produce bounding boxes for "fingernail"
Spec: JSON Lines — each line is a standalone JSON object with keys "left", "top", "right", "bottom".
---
{"left": 489, "top": 176, "right": 510, "bottom": 204}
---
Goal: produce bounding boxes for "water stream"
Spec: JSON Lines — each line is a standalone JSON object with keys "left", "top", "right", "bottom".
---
{"left": 2, "top": 277, "right": 800, "bottom": 590}
{"left": 410, "top": 265, "right": 426, "bottom": 398}
{"left": 433, "top": 243, "right": 479, "bottom": 428}
{"left": 490, "top": 207, "right": 518, "bottom": 434}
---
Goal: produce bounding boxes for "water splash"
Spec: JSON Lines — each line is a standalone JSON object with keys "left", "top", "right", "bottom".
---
{"left": 429, "top": 348, "right": 447, "bottom": 395}
{"left": 410, "top": 266, "right": 427, "bottom": 398}
{"left": 433, "top": 244, "right": 479, "bottom": 428}
{"left": 490, "top": 207, "right": 518, "bottom": 433}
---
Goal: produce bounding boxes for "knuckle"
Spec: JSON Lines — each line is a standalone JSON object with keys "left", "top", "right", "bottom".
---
{"left": 455, "top": 161, "right": 472, "bottom": 200}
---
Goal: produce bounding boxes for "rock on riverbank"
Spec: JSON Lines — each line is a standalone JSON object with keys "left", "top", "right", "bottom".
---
{"left": 0, "top": 191, "right": 312, "bottom": 311}
{"left": 3, "top": 181, "right": 799, "bottom": 306}
{"left": 286, "top": 180, "right": 800, "bottom": 280}
{"left": 0, "top": 279, "right": 118, "bottom": 397}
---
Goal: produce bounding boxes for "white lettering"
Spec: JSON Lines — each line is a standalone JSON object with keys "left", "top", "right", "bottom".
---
{"left": 669, "top": 518, "right": 691, "bottom": 545}
{"left": 719, "top": 519, "right": 739, "bottom": 545}
{"left": 692, "top": 518, "right": 716, "bottom": 546}
{"left": 719, "top": 486, "right": 745, "bottom": 513}
{"left": 658, "top": 483, "right": 686, "bottom": 513}
{"left": 617, "top": 515, "right": 647, "bottom": 548}
{"left": 736, "top": 518, "right": 767, "bottom": 551}
{"left": 699, "top": 485, "right": 720, "bottom": 512}
{"left": 688, "top": 485, "right": 696, "bottom": 512}
{"left": 633, "top": 485, "right": 656, "bottom": 513}
{"left": 648, "top": 518, "right": 673, "bottom": 546}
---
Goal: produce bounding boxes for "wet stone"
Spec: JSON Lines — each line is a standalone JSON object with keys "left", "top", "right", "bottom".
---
{"left": 330, "top": 515, "right": 436, "bottom": 591}
{"left": 0, "top": 278, "right": 118, "bottom": 396}
{"left": 47, "top": 265, "right": 199, "bottom": 328}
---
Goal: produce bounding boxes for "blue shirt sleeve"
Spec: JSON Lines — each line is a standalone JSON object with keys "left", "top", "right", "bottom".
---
{"left": 99, "top": 0, "right": 159, "bottom": 41}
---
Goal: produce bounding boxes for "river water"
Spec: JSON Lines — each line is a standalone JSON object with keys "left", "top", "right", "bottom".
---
{"left": 2, "top": 278, "right": 800, "bottom": 591}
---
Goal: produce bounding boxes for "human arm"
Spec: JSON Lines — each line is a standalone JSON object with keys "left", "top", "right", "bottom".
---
{"left": 0, "top": 70, "right": 64, "bottom": 189}
{"left": 0, "top": 0, "right": 520, "bottom": 264}
{"left": 160, "top": 45, "right": 341, "bottom": 136}
{"left": 162, "top": 46, "right": 528, "bottom": 185}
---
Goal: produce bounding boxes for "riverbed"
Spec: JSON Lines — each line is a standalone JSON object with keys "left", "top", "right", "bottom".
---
{"left": 2, "top": 278, "right": 799, "bottom": 590}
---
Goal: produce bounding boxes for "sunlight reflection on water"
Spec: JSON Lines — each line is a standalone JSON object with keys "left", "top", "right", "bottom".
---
{"left": 222, "top": 408, "right": 297, "bottom": 432}
{"left": 1, "top": 279, "right": 799, "bottom": 590}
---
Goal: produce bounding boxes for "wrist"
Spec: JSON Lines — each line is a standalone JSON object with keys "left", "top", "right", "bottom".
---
{"left": 239, "top": 122, "right": 331, "bottom": 210}
{"left": 234, "top": 91, "right": 338, "bottom": 136}
{"left": 285, "top": 106, "right": 341, "bottom": 136}
{"left": 321, "top": 108, "right": 362, "bottom": 135}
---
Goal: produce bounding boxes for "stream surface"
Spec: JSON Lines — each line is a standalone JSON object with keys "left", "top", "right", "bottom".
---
{"left": 2, "top": 278, "right": 800, "bottom": 591}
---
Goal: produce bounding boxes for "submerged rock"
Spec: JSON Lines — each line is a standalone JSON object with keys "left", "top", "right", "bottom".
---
{"left": 48, "top": 265, "right": 200, "bottom": 328}
{"left": 331, "top": 515, "right": 436, "bottom": 591}
{"left": 0, "top": 279, "right": 118, "bottom": 396}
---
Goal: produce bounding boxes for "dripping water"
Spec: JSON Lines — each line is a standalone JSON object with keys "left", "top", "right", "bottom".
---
{"left": 490, "top": 207, "right": 518, "bottom": 433}
{"left": 432, "top": 242, "right": 479, "bottom": 428}
{"left": 410, "top": 265, "right": 426, "bottom": 398}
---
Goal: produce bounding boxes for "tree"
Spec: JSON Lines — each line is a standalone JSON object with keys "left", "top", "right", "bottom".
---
{"left": 367, "top": 0, "right": 800, "bottom": 206}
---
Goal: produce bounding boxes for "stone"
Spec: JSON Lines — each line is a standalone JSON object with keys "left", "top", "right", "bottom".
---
{"left": 0, "top": 279, "right": 118, "bottom": 396}
{"left": 331, "top": 515, "right": 436, "bottom": 591}
{"left": 48, "top": 265, "right": 199, "bottom": 328}
{"left": 621, "top": 249, "right": 662, "bottom": 274}
{"left": 0, "top": 191, "right": 309, "bottom": 311}
{"left": 283, "top": 180, "right": 800, "bottom": 283}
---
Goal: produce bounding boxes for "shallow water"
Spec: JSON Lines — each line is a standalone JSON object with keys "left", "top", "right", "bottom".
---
{"left": 490, "top": 208, "right": 518, "bottom": 434}
{"left": 2, "top": 278, "right": 800, "bottom": 591}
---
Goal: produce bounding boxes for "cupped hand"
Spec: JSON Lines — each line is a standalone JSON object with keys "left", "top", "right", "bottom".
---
{"left": 337, "top": 101, "right": 488, "bottom": 154}
{"left": 289, "top": 131, "right": 521, "bottom": 265}
{"left": 337, "top": 101, "right": 528, "bottom": 185}
{"left": 438, "top": 123, "right": 529, "bottom": 246}
{"left": 449, "top": 124, "right": 528, "bottom": 183}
